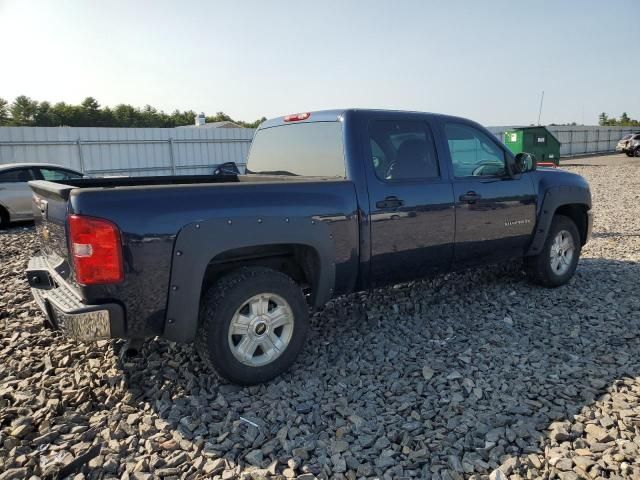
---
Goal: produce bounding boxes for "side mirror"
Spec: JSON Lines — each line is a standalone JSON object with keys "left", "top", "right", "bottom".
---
{"left": 512, "top": 152, "right": 537, "bottom": 174}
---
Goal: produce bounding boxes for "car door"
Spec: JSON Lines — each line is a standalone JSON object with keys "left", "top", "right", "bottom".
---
{"left": 365, "top": 117, "right": 455, "bottom": 287}
{"left": 441, "top": 121, "right": 537, "bottom": 267}
{"left": 0, "top": 167, "right": 38, "bottom": 220}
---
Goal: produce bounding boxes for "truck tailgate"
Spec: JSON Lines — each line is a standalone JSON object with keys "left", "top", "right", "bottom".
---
{"left": 28, "top": 180, "right": 76, "bottom": 286}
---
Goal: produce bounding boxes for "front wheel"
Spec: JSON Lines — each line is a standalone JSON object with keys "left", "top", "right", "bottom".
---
{"left": 196, "top": 267, "right": 309, "bottom": 385}
{"left": 524, "top": 215, "right": 581, "bottom": 287}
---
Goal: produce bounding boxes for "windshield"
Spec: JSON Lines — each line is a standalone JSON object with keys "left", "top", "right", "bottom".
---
{"left": 247, "top": 122, "right": 345, "bottom": 178}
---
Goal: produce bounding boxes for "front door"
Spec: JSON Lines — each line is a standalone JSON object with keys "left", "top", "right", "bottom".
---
{"left": 366, "top": 117, "right": 455, "bottom": 287}
{"left": 441, "top": 122, "right": 537, "bottom": 267}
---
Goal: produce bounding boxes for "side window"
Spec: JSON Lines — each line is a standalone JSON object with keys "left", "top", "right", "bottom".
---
{"left": 0, "top": 168, "right": 35, "bottom": 183}
{"left": 39, "top": 168, "right": 82, "bottom": 181}
{"left": 444, "top": 123, "right": 506, "bottom": 177}
{"left": 368, "top": 120, "right": 440, "bottom": 181}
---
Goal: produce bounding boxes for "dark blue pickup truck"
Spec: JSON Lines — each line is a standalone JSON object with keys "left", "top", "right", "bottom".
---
{"left": 26, "top": 109, "right": 593, "bottom": 384}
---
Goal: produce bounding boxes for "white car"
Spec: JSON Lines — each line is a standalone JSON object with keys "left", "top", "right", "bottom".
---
{"left": 0, "top": 163, "right": 85, "bottom": 226}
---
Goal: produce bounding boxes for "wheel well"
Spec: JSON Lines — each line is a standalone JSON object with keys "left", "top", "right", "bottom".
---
{"left": 555, "top": 204, "right": 588, "bottom": 245}
{"left": 201, "top": 244, "right": 320, "bottom": 304}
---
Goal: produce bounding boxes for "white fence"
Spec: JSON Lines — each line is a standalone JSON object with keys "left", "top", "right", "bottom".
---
{"left": 0, "top": 126, "right": 254, "bottom": 176}
{"left": 0, "top": 124, "right": 636, "bottom": 176}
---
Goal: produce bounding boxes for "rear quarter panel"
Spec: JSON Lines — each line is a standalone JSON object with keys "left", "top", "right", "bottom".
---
{"left": 70, "top": 180, "right": 359, "bottom": 340}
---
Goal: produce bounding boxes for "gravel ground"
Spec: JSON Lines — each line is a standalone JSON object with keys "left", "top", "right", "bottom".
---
{"left": 1, "top": 154, "right": 639, "bottom": 480}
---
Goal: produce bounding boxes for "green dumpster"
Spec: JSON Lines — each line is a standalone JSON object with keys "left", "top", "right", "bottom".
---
{"left": 503, "top": 126, "right": 561, "bottom": 165}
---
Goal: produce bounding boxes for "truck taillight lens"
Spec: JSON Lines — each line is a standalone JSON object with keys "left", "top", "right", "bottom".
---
{"left": 68, "top": 215, "right": 124, "bottom": 285}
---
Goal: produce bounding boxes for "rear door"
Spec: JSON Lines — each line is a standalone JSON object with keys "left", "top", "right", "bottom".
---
{"left": 0, "top": 167, "right": 38, "bottom": 220}
{"left": 441, "top": 121, "right": 537, "bottom": 267}
{"left": 365, "top": 117, "right": 455, "bottom": 287}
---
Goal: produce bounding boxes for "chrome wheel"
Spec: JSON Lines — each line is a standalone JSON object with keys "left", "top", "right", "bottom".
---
{"left": 228, "top": 293, "right": 294, "bottom": 367}
{"left": 549, "top": 229, "right": 575, "bottom": 276}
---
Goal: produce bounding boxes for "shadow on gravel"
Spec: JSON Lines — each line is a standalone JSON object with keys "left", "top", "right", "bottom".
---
{"left": 592, "top": 232, "right": 640, "bottom": 239}
{"left": 117, "top": 257, "right": 640, "bottom": 479}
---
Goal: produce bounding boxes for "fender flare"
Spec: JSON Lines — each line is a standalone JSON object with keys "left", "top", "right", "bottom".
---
{"left": 525, "top": 185, "right": 591, "bottom": 256}
{"left": 162, "top": 215, "right": 336, "bottom": 343}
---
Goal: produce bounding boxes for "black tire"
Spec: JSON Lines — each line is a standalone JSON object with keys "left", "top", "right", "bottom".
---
{"left": 0, "top": 207, "right": 9, "bottom": 229}
{"left": 195, "top": 267, "right": 309, "bottom": 385}
{"left": 634, "top": 147, "right": 640, "bottom": 158}
{"left": 524, "top": 214, "right": 581, "bottom": 287}
{"left": 626, "top": 151, "right": 633, "bottom": 157}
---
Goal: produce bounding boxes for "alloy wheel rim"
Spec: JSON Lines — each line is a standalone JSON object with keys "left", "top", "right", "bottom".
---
{"left": 550, "top": 229, "right": 575, "bottom": 276}
{"left": 228, "top": 293, "right": 294, "bottom": 367}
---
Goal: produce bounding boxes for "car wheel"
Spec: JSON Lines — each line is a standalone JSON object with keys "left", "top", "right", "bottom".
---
{"left": 626, "top": 151, "right": 633, "bottom": 157}
{"left": 524, "top": 214, "right": 581, "bottom": 287}
{"left": 634, "top": 147, "right": 640, "bottom": 158}
{"left": 196, "top": 267, "right": 309, "bottom": 385}
{"left": 0, "top": 207, "right": 9, "bottom": 229}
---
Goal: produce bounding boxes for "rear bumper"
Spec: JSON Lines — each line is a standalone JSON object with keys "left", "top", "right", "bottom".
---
{"left": 27, "top": 255, "right": 125, "bottom": 341}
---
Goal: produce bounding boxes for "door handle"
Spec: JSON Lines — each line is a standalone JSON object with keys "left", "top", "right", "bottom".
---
{"left": 376, "top": 196, "right": 404, "bottom": 209}
{"left": 459, "top": 191, "right": 481, "bottom": 203}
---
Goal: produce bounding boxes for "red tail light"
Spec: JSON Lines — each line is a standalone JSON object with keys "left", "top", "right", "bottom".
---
{"left": 68, "top": 215, "right": 124, "bottom": 285}
{"left": 283, "top": 112, "right": 311, "bottom": 122}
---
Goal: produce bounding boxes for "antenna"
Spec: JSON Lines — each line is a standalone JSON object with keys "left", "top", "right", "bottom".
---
{"left": 537, "top": 90, "right": 544, "bottom": 125}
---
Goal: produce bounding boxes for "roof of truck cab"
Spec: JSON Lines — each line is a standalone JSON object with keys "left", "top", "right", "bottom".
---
{"left": 258, "top": 109, "right": 470, "bottom": 130}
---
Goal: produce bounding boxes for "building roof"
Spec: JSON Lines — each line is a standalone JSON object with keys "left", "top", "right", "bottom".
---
{"left": 177, "top": 121, "right": 243, "bottom": 129}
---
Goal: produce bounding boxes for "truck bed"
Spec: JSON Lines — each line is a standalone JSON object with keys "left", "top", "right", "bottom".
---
{"left": 28, "top": 174, "right": 360, "bottom": 340}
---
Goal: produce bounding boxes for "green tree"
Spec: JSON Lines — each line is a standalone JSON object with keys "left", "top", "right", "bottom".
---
{"left": 1, "top": 95, "right": 264, "bottom": 128}
{"left": 171, "top": 109, "right": 196, "bottom": 127}
{"left": 620, "top": 112, "right": 631, "bottom": 125}
{"left": 101, "top": 106, "right": 115, "bottom": 126}
{"left": 81, "top": 96, "right": 101, "bottom": 126}
{"left": 10, "top": 95, "right": 38, "bottom": 125}
{"left": 598, "top": 112, "right": 608, "bottom": 126}
{"left": 34, "top": 101, "right": 53, "bottom": 126}
{"left": 0, "top": 97, "right": 9, "bottom": 125}
{"left": 113, "top": 104, "right": 139, "bottom": 127}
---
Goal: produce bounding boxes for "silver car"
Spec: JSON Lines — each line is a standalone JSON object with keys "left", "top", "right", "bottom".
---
{"left": 0, "top": 163, "right": 84, "bottom": 226}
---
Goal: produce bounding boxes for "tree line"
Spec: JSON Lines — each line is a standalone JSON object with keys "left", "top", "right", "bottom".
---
{"left": 599, "top": 112, "right": 640, "bottom": 127}
{"left": 0, "top": 95, "right": 266, "bottom": 128}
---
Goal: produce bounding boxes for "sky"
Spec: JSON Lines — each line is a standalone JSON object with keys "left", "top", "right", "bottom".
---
{"left": 1, "top": 0, "right": 638, "bottom": 126}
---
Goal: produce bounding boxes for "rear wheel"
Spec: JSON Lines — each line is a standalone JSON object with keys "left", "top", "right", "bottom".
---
{"left": 0, "top": 207, "right": 9, "bottom": 229}
{"left": 634, "top": 147, "right": 640, "bottom": 158}
{"left": 196, "top": 267, "right": 309, "bottom": 385}
{"left": 525, "top": 215, "right": 581, "bottom": 287}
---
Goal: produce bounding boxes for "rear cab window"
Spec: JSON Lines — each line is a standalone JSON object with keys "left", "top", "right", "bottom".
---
{"left": 247, "top": 121, "right": 345, "bottom": 178}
